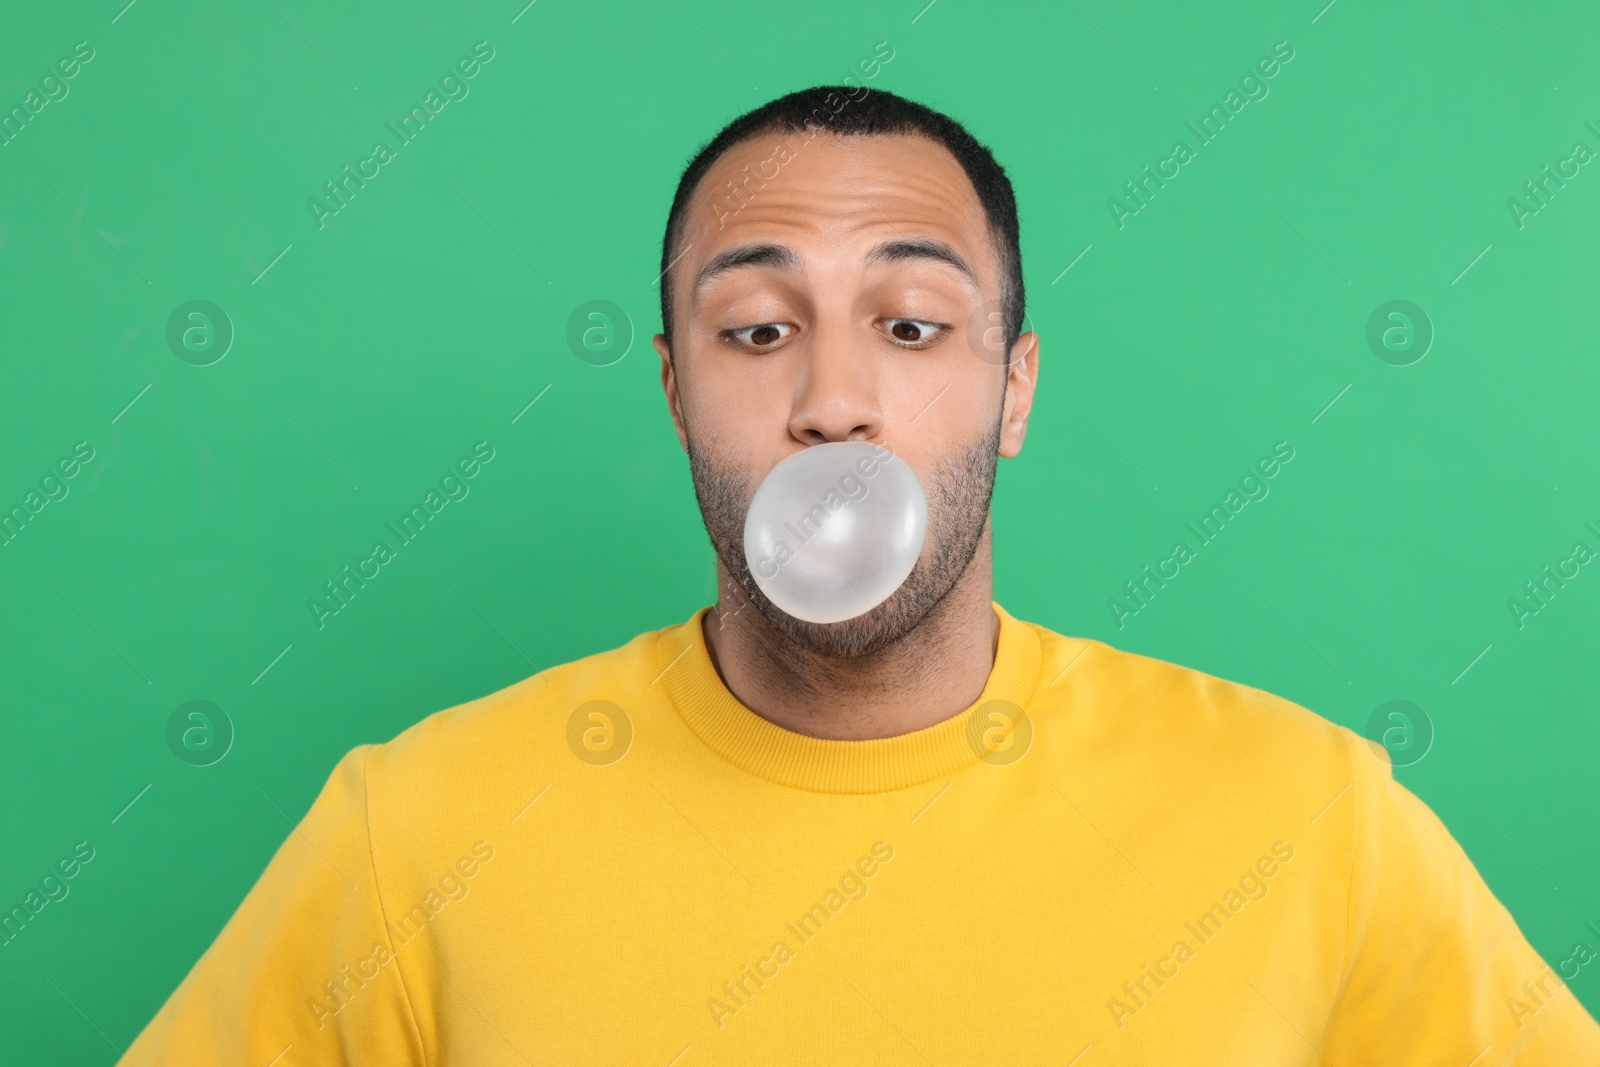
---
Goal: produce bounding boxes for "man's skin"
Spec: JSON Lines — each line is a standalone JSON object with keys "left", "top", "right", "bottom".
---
{"left": 652, "top": 131, "right": 1042, "bottom": 741}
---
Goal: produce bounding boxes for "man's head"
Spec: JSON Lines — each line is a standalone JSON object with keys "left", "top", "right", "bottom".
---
{"left": 653, "top": 85, "right": 1039, "bottom": 659}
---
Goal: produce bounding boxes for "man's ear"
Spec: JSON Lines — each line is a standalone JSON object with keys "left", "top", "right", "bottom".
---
{"left": 655, "top": 333, "right": 689, "bottom": 454}
{"left": 998, "top": 330, "right": 1038, "bottom": 460}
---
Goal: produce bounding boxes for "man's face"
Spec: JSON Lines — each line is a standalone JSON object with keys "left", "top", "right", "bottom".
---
{"left": 653, "top": 131, "right": 1038, "bottom": 658}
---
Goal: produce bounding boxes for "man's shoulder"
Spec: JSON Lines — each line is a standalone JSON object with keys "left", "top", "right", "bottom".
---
{"left": 362, "top": 617, "right": 676, "bottom": 783}
{"left": 1022, "top": 617, "right": 1366, "bottom": 783}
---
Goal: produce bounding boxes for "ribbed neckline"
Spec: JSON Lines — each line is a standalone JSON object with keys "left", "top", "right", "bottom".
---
{"left": 655, "top": 601, "right": 1042, "bottom": 794}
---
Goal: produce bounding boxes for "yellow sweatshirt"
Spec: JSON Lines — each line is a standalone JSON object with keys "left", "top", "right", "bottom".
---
{"left": 122, "top": 603, "right": 1600, "bottom": 1065}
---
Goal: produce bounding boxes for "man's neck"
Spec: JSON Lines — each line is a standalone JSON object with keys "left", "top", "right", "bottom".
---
{"left": 700, "top": 542, "right": 1000, "bottom": 741}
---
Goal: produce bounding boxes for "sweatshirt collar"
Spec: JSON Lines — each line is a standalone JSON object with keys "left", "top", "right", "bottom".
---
{"left": 655, "top": 601, "right": 1042, "bottom": 794}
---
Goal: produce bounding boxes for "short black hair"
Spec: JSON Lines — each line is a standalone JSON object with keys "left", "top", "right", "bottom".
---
{"left": 658, "top": 84, "right": 1024, "bottom": 359}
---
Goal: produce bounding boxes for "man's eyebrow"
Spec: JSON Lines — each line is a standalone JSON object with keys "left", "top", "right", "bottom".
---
{"left": 693, "top": 243, "right": 802, "bottom": 296}
{"left": 691, "top": 237, "right": 980, "bottom": 297}
{"left": 864, "top": 237, "right": 978, "bottom": 290}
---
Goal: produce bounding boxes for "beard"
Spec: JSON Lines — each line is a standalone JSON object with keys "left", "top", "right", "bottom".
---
{"left": 685, "top": 413, "right": 1002, "bottom": 660}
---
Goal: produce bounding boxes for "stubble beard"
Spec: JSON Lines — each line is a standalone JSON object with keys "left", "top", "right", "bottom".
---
{"left": 685, "top": 414, "right": 1002, "bottom": 660}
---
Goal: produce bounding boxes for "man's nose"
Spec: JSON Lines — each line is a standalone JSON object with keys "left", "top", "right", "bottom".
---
{"left": 786, "top": 318, "right": 884, "bottom": 444}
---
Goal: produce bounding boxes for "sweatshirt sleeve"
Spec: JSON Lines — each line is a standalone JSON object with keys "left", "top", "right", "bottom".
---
{"left": 119, "top": 746, "right": 425, "bottom": 1066}
{"left": 1321, "top": 729, "right": 1600, "bottom": 1064}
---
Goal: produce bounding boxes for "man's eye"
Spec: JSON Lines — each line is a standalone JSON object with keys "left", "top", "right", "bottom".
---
{"left": 884, "top": 319, "right": 945, "bottom": 346}
{"left": 727, "top": 323, "right": 794, "bottom": 348}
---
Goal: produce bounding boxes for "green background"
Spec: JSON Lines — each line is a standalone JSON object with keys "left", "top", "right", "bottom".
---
{"left": 3, "top": 0, "right": 1598, "bottom": 1059}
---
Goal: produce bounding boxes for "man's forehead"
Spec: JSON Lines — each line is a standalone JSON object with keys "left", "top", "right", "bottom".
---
{"left": 679, "top": 131, "right": 994, "bottom": 281}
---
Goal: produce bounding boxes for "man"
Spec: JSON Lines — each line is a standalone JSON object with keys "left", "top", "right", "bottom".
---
{"left": 124, "top": 85, "right": 1600, "bottom": 1064}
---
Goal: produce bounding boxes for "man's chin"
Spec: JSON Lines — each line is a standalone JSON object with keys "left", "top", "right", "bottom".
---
{"left": 688, "top": 415, "right": 1000, "bottom": 661}
{"left": 735, "top": 564, "right": 950, "bottom": 660}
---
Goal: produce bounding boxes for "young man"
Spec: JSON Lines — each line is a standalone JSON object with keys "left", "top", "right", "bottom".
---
{"left": 124, "top": 86, "right": 1600, "bottom": 1064}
